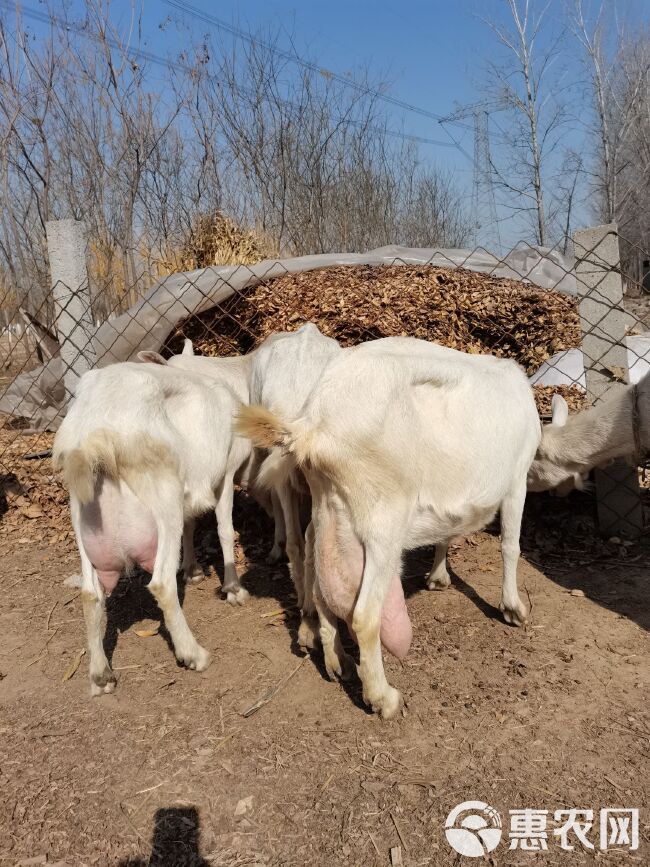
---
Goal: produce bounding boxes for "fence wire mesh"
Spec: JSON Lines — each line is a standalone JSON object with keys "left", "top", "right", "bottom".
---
{"left": 1, "top": 222, "right": 649, "bottom": 540}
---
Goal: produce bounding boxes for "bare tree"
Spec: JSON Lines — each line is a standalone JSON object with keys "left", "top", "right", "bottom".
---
{"left": 480, "top": 0, "right": 573, "bottom": 246}
{"left": 188, "top": 31, "right": 471, "bottom": 255}
{"left": 573, "top": 2, "right": 649, "bottom": 269}
{"left": 0, "top": 1, "right": 472, "bottom": 324}
{"left": 572, "top": 0, "right": 617, "bottom": 223}
{"left": 613, "top": 30, "right": 650, "bottom": 258}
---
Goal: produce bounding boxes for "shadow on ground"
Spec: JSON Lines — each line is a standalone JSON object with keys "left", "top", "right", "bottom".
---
{"left": 101, "top": 484, "right": 649, "bottom": 682}
{"left": 521, "top": 489, "right": 650, "bottom": 632}
{"left": 118, "top": 806, "right": 209, "bottom": 867}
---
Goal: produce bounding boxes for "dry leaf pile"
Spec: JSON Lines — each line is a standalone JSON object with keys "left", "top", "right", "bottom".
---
{"left": 165, "top": 264, "right": 580, "bottom": 374}
{"left": 532, "top": 384, "right": 589, "bottom": 416}
{"left": 2, "top": 265, "right": 585, "bottom": 543}
{"left": 0, "top": 428, "right": 74, "bottom": 549}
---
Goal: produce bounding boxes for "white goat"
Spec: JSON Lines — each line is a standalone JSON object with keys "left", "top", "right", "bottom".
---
{"left": 528, "top": 375, "right": 650, "bottom": 491}
{"left": 53, "top": 361, "right": 251, "bottom": 695}
{"left": 145, "top": 335, "right": 450, "bottom": 604}
{"left": 248, "top": 323, "right": 342, "bottom": 648}
{"left": 238, "top": 337, "right": 541, "bottom": 719}
{"left": 137, "top": 339, "right": 270, "bottom": 583}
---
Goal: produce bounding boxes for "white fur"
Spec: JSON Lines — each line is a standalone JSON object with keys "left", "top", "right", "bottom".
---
{"left": 137, "top": 343, "right": 263, "bottom": 577}
{"left": 528, "top": 374, "right": 650, "bottom": 491}
{"left": 242, "top": 337, "right": 541, "bottom": 718}
{"left": 248, "top": 324, "right": 341, "bottom": 641}
{"left": 54, "top": 361, "right": 252, "bottom": 694}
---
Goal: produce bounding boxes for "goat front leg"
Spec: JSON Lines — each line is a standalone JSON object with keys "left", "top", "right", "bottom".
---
{"left": 297, "top": 520, "right": 320, "bottom": 652}
{"left": 266, "top": 489, "right": 287, "bottom": 564}
{"left": 426, "top": 541, "right": 450, "bottom": 590}
{"left": 499, "top": 479, "right": 528, "bottom": 626}
{"left": 215, "top": 475, "right": 247, "bottom": 606}
{"left": 148, "top": 505, "right": 210, "bottom": 671}
{"left": 352, "top": 535, "right": 404, "bottom": 720}
{"left": 181, "top": 517, "right": 204, "bottom": 584}
{"left": 71, "top": 498, "right": 116, "bottom": 696}
{"left": 277, "top": 480, "right": 305, "bottom": 607}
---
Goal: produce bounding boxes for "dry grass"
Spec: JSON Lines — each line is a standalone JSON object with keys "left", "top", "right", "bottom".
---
{"left": 152, "top": 212, "right": 276, "bottom": 276}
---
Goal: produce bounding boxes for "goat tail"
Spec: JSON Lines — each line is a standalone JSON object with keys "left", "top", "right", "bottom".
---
{"left": 235, "top": 405, "right": 317, "bottom": 464}
{"left": 54, "top": 429, "right": 120, "bottom": 504}
{"left": 54, "top": 428, "right": 178, "bottom": 505}
{"left": 236, "top": 405, "right": 296, "bottom": 450}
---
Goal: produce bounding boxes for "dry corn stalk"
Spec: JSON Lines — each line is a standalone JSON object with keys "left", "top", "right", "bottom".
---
{"left": 152, "top": 212, "right": 275, "bottom": 276}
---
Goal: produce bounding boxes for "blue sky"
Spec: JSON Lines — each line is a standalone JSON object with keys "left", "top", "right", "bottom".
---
{"left": 108, "top": 0, "right": 647, "bottom": 166}
{"left": 108, "top": 0, "right": 513, "bottom": 177}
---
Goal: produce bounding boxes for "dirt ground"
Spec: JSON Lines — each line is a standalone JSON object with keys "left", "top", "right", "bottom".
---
{"left": 0, "top": 462, "right": 648, "bottom": 866}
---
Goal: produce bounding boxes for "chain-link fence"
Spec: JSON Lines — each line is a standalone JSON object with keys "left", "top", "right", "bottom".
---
{"left": 1, "top": 219, "right": 649, "bottom": 537}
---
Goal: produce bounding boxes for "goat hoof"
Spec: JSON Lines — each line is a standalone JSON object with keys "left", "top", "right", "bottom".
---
{"left": 500, "top": 600, "right": 528, "bottom": 627}
{"left": 426, "top": 571, "right": 451, "bottom": 591}
{"left": 184, "top": 563, "right": 205, "bottom": 584}
{"left": 226, "top": 587, "right": 249, "bottom": 607}
{"left": 182, "top": 645, "right": 211, "bottom": 672}
{"left": 297, "top": 614, "right": 320, "bottom": 652}
{"left": 266, "top": 544, "right": 286, "bottom": 565}
{"left": 366, "top": 686, "right": 403, "bottom": 720}
{"left": 338, "top": 652, "right": 356, "bottom": 682}
{"left": 90, "top": 667, "right": 117, "bottom": 696}
{"left": 324, "top": 650, "right": 355, "bottom": 682}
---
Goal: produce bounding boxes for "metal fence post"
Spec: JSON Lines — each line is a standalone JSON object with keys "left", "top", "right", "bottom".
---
{"left": 45, "top": 219, "right": 96, "bottom": 403}
{"left": 573, "top": 222, "right": 643, "bottom": 537}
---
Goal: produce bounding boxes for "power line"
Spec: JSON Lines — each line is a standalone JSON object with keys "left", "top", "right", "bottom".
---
{"left": 1, "top": 0, "right": 462, "bottom": 152}
{"left": 163, "top": 0, "right": 467, "bottom": 125}
{"left": 161, "top": 0, "right": 475, "bottom": 160}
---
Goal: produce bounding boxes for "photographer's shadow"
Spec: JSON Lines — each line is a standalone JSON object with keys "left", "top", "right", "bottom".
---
{"left": 119, "top": 806, "right": 209, "bottom": 867}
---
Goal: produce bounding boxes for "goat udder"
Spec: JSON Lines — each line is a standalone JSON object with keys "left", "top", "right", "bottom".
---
{"left": 96, "top": 569, "right": 121, "bottom": 594}
{"left": 379, "top": 575, "right": 412, "bottom": 659}
{"left": 316, "top": 509, "right": 412, "bottom": 658}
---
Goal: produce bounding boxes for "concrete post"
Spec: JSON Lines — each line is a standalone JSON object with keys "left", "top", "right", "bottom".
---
{"left": 573, "top": 223, "right": 643, "bottom": 537}
{"left": 46, "top": 219, "right": 96, "bottom": 403}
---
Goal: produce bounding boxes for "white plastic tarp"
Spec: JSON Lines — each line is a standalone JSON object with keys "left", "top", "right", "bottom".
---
{"left": 529, "top": 336, "right": 650, "bottom": 390}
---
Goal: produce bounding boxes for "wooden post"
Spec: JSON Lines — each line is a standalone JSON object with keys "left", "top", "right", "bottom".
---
{"left": 46, "top": 219, "right": 96, "bottom": 404}
{"left": 573, "top": 223, "right": 643, "bottom": 537}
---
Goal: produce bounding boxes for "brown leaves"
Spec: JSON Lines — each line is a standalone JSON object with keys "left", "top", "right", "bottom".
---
{"left": 21, "top": 502, "right": 44, "bottom": 519}
{"left": 532, "top": 384, "right": 589, "bottom": 416}
{"left": 165, "top": 263, "right": 580, "bottom": 375}
{"left": 0, "top": 429, "right": 74, "bottom": 549}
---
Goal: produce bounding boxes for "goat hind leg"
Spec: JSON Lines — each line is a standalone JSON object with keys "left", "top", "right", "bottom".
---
{"left": 148, "top": 502, "right": 210, "bottom": 670}
{"left": 215, "top": 475, "right": 248, "bottom": 606}
{"left": 278, "top": 481, "right": 305, "bottom": 607}
{"left": 297, "top": 520, "right": 320, "bottom": 652}
{"left": 353, "top": 536, "right": 404, "bottom": 720}
{"left": 426, "top": 542, "right": 451, "bottom": 590}
{"left": 181, "top": 517, "right": 203, "bottom": 584}
{"left": 313, "top": 574, "right": 354, "bottom": 680}
{"left": 267, "top": 489, "right": 287, "bottom": 564}
{"left": 499, "top": 479, "right": 528, "bottom": 626}
{"left": 72, "top": 499, "right": 116, "bottom": 696}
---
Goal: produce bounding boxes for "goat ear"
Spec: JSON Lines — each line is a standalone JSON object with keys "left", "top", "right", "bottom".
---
{"left": 182, "top": 338, "right": 194, "bottom": 356}
{"left": 137, "top": 350, "right": 167, "bottom": 365}
{"left": 550, "top": 394, "right": 569, "bottom": 427}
